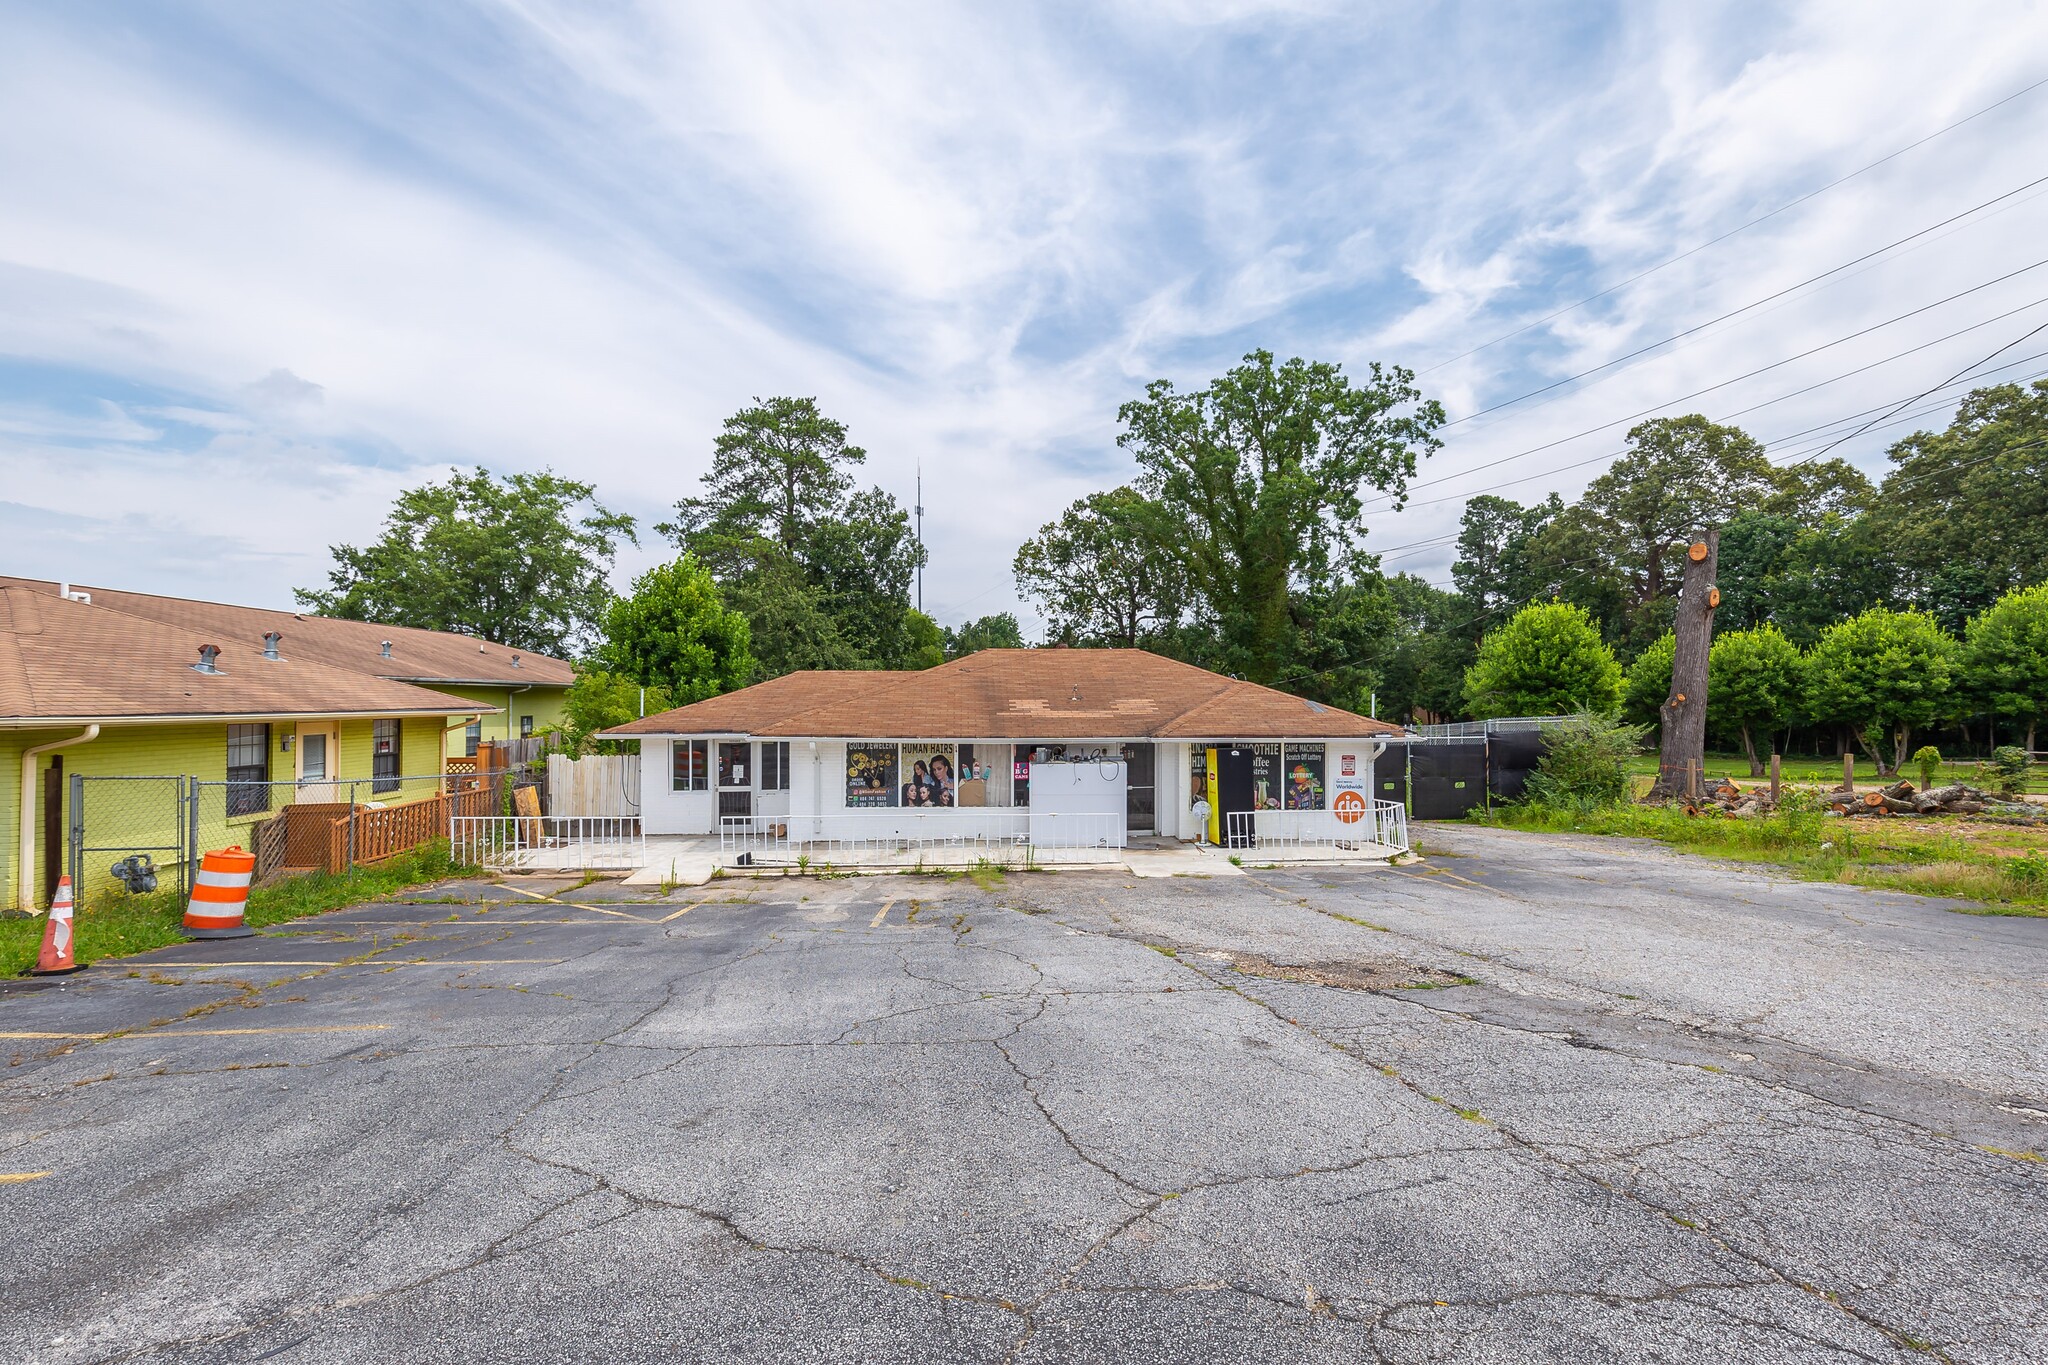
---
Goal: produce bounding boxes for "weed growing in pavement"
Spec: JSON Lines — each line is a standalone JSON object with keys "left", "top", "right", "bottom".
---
{"left": 0, "top": 840, "right": 481, "bottom": 977}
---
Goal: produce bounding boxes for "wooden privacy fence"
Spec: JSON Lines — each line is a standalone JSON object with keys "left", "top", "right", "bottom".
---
{"left": 546, "top": 753, "right": 641, "bottom": 818}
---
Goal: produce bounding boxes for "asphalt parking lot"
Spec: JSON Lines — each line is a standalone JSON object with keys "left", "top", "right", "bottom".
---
{"left": 2, "top": 825, "right": 2044, "bottom": 1364}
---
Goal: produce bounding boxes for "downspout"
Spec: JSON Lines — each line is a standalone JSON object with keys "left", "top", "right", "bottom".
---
{"left": 506, "top": 684, "right": 533, "bottom": 746}
{"left": 18, "top": 725, "right": 99, "bottom": 912}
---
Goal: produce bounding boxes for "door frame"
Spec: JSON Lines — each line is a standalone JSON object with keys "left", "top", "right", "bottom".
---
{"left": 296, "top": 719, "right": 340, "bottom": 803}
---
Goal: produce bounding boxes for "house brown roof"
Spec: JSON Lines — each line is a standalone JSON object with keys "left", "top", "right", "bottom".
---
{"left": 0, "top": 587, "right": 494, "bottom": 725}
{"left": 603, "top": 649, "right": 1401, "bottom": 741}
{"left": 0, "top": 578, "right": 573, "bottom": 687}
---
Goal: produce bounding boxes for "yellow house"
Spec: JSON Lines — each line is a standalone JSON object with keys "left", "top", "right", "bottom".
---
{"left": 0, "top": 583, "right": 519, "bottom": 911}
{"left": 0, "top": 578, "right": 574, "bottom": 758}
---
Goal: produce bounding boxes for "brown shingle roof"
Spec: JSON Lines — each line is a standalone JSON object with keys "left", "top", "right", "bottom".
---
{"left": 0, "top": 578, "right": 573, "bottom": 687}
{"left": 0, "top": 587, "right": 494, "bottom": 725}
{"left": 604, "top": 649, "right": 1400, "bottom": 741}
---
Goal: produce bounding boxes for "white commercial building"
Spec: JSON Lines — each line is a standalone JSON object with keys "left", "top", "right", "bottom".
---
{"left": 605, "top": 649, "right": 1405, "bottom": 853}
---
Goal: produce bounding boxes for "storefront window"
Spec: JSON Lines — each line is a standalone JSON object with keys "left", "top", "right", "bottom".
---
{"left": 845, "top": 743, "right": 898, "bottom": 807}
{"left": 900, "top": 743, "right": 957, "bottom": 807}
{"left": 1282, "top": 743, "right": 1326, "bottom": 810}
{"left": 672, "top": 739, "right": 708, "bottom": 792}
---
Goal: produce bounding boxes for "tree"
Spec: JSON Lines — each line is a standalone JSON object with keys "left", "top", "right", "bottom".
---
{"left": 1622, "top": 633, "right": 1675, "bottom": 729}
{"left": 596, "top": 556, "right": 754, "bottom": 704}
{"left": 1371, "top": 574, "right": 1474, "bottom": 724}
{"left": 1713, "top": 511, "right": 1897, "bottom": 646}
{"left": 720, "top": 558, "right": 862, "bottom": 677}
{"left": 554, "top": 671, "right": 676, "bottom": 756}
{"left": 1526, "top": 415, "right": 1771, "bottom": 651}
{"left": 1761, "top": 457, "right": 1874, "bottom": 522}
{"left": 1013, "top": 488, "right": 1187, "bottom": 648}
{"left": 1707, "top": 625, "right": 1803, "bottom": 776}
{"left": 1463, "top": 601, "right": 1622, "bottom": 719}
{"left": 297, "top": 467, "right": 634, "bottom": 655}
{"left": 1646, "top": 531, "right": 1719, "bottom": 801}
{"left": 1961, "top": 583, "right": 2048, "bottom": 753}
{"left": 1451, "top": 493, "right": 1560, "bottom": 615}
{"left": 1802, "top": 609, "right": 1959, "bottom": 775}
{"left": 944, "top": 613, "right": 1026, "bottom": 658}
{"left": 899, "top": 609, "right": 945, "bottom": 670}
{"left": 1872, "top": 379, "right": 2048, "bottom": 625}
{"left": 1118, "top": 350, "right": 1444, "bottom": 683}
{"left": 662, "top": 398, "right": 927, "bottom": 676}
{"left": 660, "top": 396, "right": 863, "bottom": 567}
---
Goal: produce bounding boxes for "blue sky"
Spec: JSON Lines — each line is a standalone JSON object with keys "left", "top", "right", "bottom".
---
{"left": 3, "top": 1, "right": 2045, "bottom": 634}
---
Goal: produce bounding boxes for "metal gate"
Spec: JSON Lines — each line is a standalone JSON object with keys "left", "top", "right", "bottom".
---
{"left": 1487, "top": 729, "right": 1545, "bottom": 803}
{"left": 68, "top": 774, "right": 191, "bottom": 905}
{"left": 1375, "top": 755, "right": 1408, "bottom": 810}
{"left": 1409, "top": 740, "right": 1487, "bottom": 820}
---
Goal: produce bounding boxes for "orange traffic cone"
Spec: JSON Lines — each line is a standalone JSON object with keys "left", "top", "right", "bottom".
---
{"left": 32, "top": 875, "right": 84, "bottom": 976}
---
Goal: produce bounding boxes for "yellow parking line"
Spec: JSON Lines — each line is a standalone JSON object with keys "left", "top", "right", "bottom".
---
{"left": 870, "top": 898, "right": 897, "bottom": 928}
{"left": 504, "top": 884, "right": 652, "bottom": 922}
{"left": 0, "top": 1171, "right": 52, "bottom": 1184}
{"left": 659, "top": 900, "right": 711, "bottom": 923}
{"left": 1, "top": 1024, "right": 391, "bottom": 1040}
{"left": 136, "top": 958, "right": 566, "bottom": 970}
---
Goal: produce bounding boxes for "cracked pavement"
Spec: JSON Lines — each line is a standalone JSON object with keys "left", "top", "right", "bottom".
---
{"left": 1, "top": 823, "right": 2043, "bottom": 1363}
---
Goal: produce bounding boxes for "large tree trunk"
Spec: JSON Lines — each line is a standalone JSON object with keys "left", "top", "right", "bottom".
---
{"left": 1648, "top": 530, "right": 1718, "bottom": 801}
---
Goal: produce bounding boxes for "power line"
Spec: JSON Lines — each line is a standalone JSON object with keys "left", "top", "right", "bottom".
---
{"left": 1365, "top": 261, "right": 2048, "bottom": 509}
{"left": 1782, "top": 316, "right": 2048, "bottom": 468}
{"left": 1437, "top": 171, "right": 2048, "bottom": 429}
{"left": 1417, "top": 75, "right": 2048, "bottom": 377}
{"left": 1368, "top": 358, "right": 2048, "bottom": 516}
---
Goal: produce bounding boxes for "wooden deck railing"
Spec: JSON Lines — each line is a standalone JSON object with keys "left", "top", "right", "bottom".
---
{"left": 321, "top": 774, "right": 508, "bottom": 871}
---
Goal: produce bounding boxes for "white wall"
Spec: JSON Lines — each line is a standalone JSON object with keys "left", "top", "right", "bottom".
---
{"left": 640, "top": 739, "right": 716, "bottom": 835}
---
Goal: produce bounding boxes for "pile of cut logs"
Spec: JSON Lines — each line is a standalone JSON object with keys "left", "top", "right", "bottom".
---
{"left": 1689, "top": 776, "right": 2014, "bottom": 819}
{"left": 1826, "top": 780, "right": 1990, "bottom": 818}
{"left": 1694, "top": 777, "right": 1777, "bottom": 817}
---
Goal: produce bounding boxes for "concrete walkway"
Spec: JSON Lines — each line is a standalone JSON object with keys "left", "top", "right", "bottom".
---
{"left": 611, "top": 835, "right": 1400, "bottom": 886}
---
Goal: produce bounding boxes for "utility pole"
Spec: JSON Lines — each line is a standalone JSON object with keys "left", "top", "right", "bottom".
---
{"left": 1649, "top": 529, "right": 1719, "bottom": 802}
{"left": 914, "top": 463, "right": 924, "bottom": 615}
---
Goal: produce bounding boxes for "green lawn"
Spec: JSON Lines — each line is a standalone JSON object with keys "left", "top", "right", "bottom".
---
{"left": 1, "top": 840, "right": 479, "bottom": 977}
{"left": 1621, "top": 750, "right": 2046, "bottom": 795}
{"left": 1475, "top": 800, "right": 2048, "bottom": 914}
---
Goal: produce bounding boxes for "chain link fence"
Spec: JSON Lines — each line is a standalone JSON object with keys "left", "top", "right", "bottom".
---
{"left": 66, "top": 770, "right": 518, "bottom": 908}
{"left": 66, "top": 774, "right": 190, "bottom": 908}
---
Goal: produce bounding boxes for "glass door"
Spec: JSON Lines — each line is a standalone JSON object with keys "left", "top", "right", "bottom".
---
{"left": 717, "top": 741, "right": 753, "bottom": 820}
{"left": 1121, "top": 742, "right": 1155, "bottom": 834}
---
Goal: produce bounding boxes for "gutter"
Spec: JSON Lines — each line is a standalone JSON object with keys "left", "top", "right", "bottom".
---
{"left": 17, "top": 725, "right": 98, "bottom": 913}
{"left": 0, "top": 707, "right": 503, "bottom": 730}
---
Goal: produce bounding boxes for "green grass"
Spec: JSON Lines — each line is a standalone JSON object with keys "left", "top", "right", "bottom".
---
{"left": 2, "top": 840, "right": 480, "bottom": 977}
{"left": 1622, "top": 750, "right": 2046, "bottom": 795}
{"left": 1476, "top": 801, "right": 2048, "bottom": 914}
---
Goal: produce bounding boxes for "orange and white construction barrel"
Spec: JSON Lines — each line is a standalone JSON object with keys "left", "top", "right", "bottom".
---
{"left": 184, "top": 846, "right": 257, "bottom": 939}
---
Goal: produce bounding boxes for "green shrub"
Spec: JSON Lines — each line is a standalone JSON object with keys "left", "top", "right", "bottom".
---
{"left": 1521, "top": 715, "right": 1647, "bottom": 811}
{"left": 1912, "top": 745, "right": 1942, "bottom": 790}
{"left": 1991, "top": 746, "right": 2031, "bottom": 797}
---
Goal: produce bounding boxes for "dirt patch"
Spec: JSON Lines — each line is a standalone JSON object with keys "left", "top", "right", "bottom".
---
{"left": 1223, "top": 953, "right": 1474, "bottom": 991}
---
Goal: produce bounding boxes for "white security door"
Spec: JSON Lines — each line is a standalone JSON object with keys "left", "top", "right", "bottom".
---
{"left": 296, "top": 721, "right": 340, "bottom": 803}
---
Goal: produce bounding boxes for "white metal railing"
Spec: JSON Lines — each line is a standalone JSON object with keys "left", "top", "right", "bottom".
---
{"left": 1222, "top": 801, "right": 1408, "bottom": 858}
{"left": 450, "top": 815, "right": 645, "bottom": 871}
{"left": 719, "top": 809, "right": 1125, "bottom": 858}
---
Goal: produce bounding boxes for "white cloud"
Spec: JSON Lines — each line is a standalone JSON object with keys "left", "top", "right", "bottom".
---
{"left": 0, "top": 0, "right": 2043, "bottom": 622}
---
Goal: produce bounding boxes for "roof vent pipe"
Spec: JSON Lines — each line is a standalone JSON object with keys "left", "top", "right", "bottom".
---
{"left": 262, "top": 631, "right": 283, "bottom": 660}
{"left": 380, "top": 640, "right": 393, "bottom": 658}
{"left": 193, "top": 644, "right": 222, "bottom": 674}
{"left": 510, "top": 654, "right": 521, "bottom": 669}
